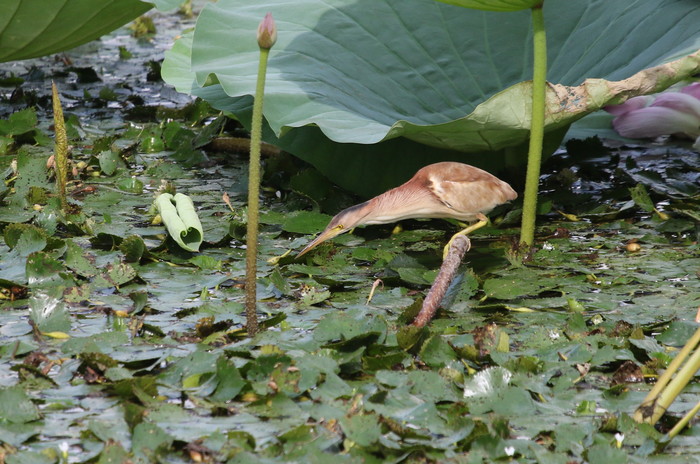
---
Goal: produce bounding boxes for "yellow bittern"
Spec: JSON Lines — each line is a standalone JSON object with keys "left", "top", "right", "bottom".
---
{"left": 297, "top": 162, "right": 517, "bottom": 257}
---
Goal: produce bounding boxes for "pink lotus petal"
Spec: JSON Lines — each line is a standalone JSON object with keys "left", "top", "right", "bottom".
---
{"left": 612, "top": 106, "right": 700, "bottom": 139}
{"left": 651, "top": 92, "right": 700, "bottom": 118}
{"left": 680, "top": 82, "right": 700, "bottom": 100}
{"left": 604, "top": 96, "right": 652, "bottom": 116}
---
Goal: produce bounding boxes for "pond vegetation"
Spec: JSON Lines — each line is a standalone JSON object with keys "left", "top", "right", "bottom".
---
{"left": 0, "top": 2, "right": 699, "bottom": 463}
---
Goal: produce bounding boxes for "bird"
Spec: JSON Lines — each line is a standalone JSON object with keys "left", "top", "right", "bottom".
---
{"left": 297, "top": 162, "right": 518, "bottom": 258}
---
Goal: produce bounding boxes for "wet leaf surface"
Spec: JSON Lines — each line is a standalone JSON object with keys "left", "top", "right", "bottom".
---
{"left": 1, "top": 4, "right": 700, "bottom": 464}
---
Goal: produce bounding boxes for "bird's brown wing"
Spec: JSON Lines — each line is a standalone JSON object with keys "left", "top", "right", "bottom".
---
{"left": 424, "top": 163, "right": 517, "bottom": 219}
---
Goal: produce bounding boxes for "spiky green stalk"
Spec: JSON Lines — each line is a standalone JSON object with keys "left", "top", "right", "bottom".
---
{"left": 244, "top": 46, "right": 271, "bottom": 336}
{"left": 519, "top": 4, "right": 546, "bottom": 247}
{"left": 51, "top": 82, "right": 69, "bottom": 212}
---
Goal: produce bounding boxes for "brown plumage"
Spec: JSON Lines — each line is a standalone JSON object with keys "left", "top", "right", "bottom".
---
{"left": 297, "top": 162, "right": 517, "bottom": 257}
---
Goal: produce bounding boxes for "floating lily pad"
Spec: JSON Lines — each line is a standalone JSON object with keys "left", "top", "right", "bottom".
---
{"left": 0, "top": 386, "right": 41, "bottom": 423}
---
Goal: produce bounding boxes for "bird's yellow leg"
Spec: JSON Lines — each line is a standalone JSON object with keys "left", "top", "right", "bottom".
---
{"left": 443, "top": 213, "right": 489, "bottom": 259}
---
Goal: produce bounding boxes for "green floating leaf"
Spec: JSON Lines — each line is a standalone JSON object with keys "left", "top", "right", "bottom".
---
{"left": 656, "top": 321, "right": 699, "bottom": 347}
{"left": 629, "top": 337, "right": 665, "bottom": 356}
{"left": 96, "top": 441, "right": 130, "bottom": 464}
{"left": 585, "top": 444, "right": 629, "bottom": 464}
{"left": 629, "top": 183, "right": 655, "bottom": 213}
{"left": 132, "top": 422, "right": 173, "bottom": 460}
{"left": 97, "top": 150, "right": 120, "bottom": 176}
{"left": 139, "top": 133, "right": 165, "bottom": 153}
{"left": 4, "top": 223, "right": 48, "bottom": 256}
{"left": 155, "top": 193, "right": 204, "bottom": 252}
{"left": 25, "top": 186, "right": 48, "bottom": 205}
{"left": 419, "top": 334, "right": 458, "bottom": 368}
{"left": 0, "top": 135, "right": 12, "bottom": 155}
{"left": 463, "top": 366, "right": 512, "bottom": 398}
{"left": 119, "top": 235, "right": 147, "bottom": 263}
{"left": 29, "top": 287, "right": 71, "bottom": 334}
{"left": 397, "top": 326, "right": 428, "bottom": 353}
{"left": 0, "top": 422, "right": 41, "bottom": 448}
{"left": 188, "top": 254, "right": 222, "bottom": 270}
{"left": 10, "top": 151, "right": 51, "bottom": 211}
{"left": 26, "top": 251, "right": 71, "bottom": 288}
{"left": 116, "top": 176, "right": 144, "bottom": 194}
{"left": 90, "top": 232, "right": 124, "bottom": 251}
{"left": 210, "top": 356, "right": 246, "bottom": 402}
{"left": 268, "top": 267, "right": 290, "bottom": 295}
{"left": 576, "top": 399, "right": 598, "bottom": 415}
{"left": 281, "top": 211, "right": 332, "bottom": 234}
{"left": 0, "top": 386, "right": 40, "bottom": 423}
{"left": 481, "top": 267, "right": 563, "bottom": 300}
{"left": 299, "top": 286, "right": 332, "bottom": 307}
{"left": 92, "top": 261, "right": 138, "bottom": 289}
{"left": 397, "top": 267, "right": 433, "bottom": 286}
{"left": 339, "top": 413, "right": 382, "bottom": 447}
{"left": 0, "top": 108, "right": 37, "bottom": 137}
{"left": 129, "top": 291, "right": 148, "bottom": 315}
{"left": 79, "top": 352, "right": 119, "bottom": 373}
{"left": 313, "top": 310, "right": 388, "bottom": 345}
{"left": 64, "top": 240, "right": 100, "bottom": 277}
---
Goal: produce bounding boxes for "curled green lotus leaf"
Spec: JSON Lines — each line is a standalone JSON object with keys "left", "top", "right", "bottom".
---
{"left": 155, "top": 193, "right": 204, "bottom": 252}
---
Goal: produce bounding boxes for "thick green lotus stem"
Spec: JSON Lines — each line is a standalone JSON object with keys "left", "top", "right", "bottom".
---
{"left": 651, "top": 346, "right": 700, "bottom": 425}
{"left": 634, "top": 326, "right": 700, "bottom": 425}
{"left": 244, "top": 47, "right": 270, "bottom": 336}
{"left": 519, "top": 4, "right": 546, "bottom": 247}
{"left": 667, "top": 399, "right": 700, "bottom": 441}
{"left": 634, "top": 326, "right": 700, "bottom": 423}
{"left": 51, "top": 82, "right": 69, "bottom": 212}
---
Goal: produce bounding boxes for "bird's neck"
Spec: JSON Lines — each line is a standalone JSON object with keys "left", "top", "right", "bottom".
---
{"left": 362, "top": 181, "right": 433, "bottom": 225}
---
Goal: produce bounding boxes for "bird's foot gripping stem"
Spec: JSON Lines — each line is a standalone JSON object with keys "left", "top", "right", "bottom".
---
{"left": 442, "top": 213, "right": 489, "bottom": 259}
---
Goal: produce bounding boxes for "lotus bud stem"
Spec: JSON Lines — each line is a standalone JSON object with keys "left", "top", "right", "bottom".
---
{"left": 245, "top": 13, "right": 277, "bottom": 336}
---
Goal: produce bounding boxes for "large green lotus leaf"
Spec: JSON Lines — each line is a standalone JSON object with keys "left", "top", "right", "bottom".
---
{"left": 433, "top": 0, "right": 542, "bottom": 12}
{"left": 184, "top": 0, "right": 700, "bottom": 148}
{"left": 0, "top": 0, "right": 164, "bottom": 63}
{"left": 164, "top": 33, "right": 562, "bottom": 197}
{"left": 164, "top": 0, "right": 700, "bottom": 195}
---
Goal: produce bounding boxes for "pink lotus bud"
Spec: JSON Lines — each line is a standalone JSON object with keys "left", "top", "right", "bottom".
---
{"left": 257, "top": 13, "right": 277, "bottom": 50}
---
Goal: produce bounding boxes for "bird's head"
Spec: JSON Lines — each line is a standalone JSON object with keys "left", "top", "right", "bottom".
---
{"left": 297, "top": 202, "right": 369, "bottom": 257}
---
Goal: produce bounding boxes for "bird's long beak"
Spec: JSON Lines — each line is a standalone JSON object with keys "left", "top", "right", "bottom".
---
{"left": 297, "top": 225, "right": 345, "bottom": 257}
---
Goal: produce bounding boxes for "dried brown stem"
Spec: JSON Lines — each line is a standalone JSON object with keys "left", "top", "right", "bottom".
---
{"left": 207, "top": 137, "right": 280, "bottom": 158}
{"left": 412, "top": 235, "right": 471, "bottom": 328}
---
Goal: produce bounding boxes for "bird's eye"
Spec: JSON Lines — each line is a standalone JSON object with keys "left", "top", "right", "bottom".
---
{"left": 336, "top": 225, "right": 344, "bottom": 230}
